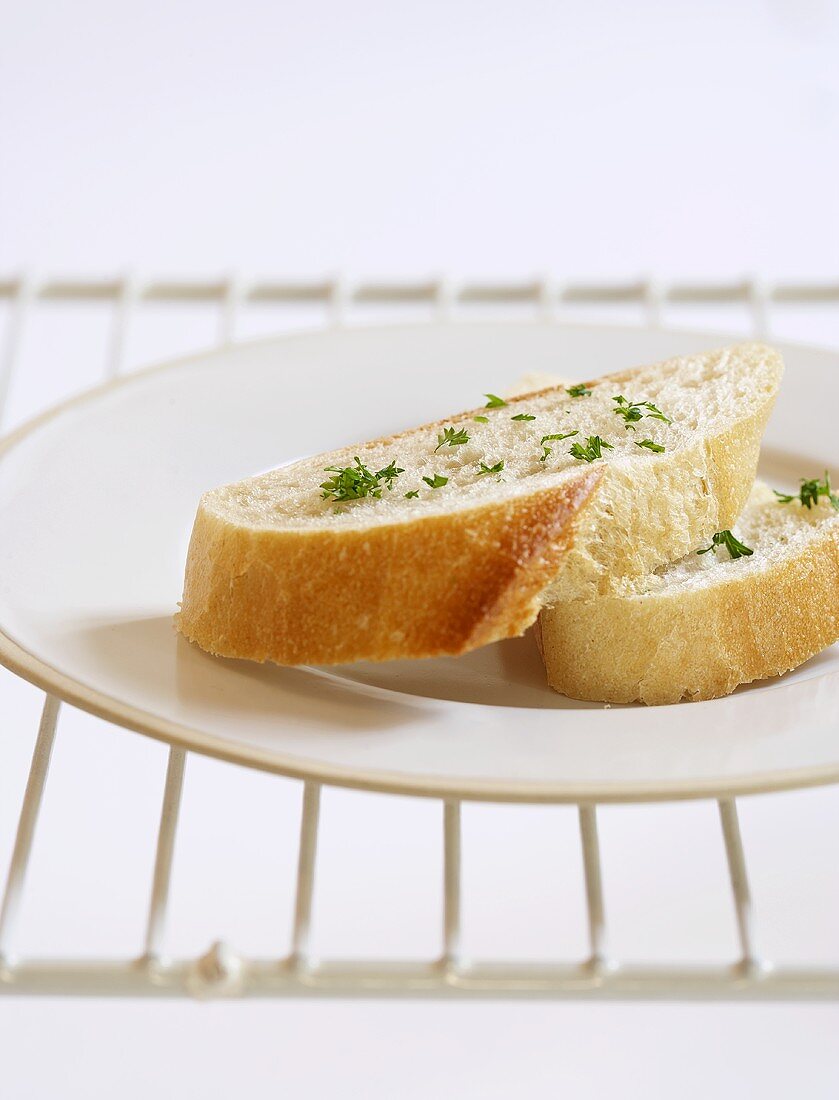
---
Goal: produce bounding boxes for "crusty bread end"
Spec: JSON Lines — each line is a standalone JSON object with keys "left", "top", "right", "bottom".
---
{"left": 539, "top": 482, "right": 839, "bottom": 703}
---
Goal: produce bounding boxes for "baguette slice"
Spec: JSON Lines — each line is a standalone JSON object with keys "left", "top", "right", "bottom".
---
{"left": 541, "top": 343, "right": 783, "bottom": 600}
{"left": 178, "top": 468, "right": 602, "bottom": 666}
{"left": 537, "top": 480, "right": 839, "bottom": 704}
{"left": 177, "top": 342, "right": 781, "bottom": 667}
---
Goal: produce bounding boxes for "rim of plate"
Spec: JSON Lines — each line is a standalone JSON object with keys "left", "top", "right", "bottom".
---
{"left": 2, "top": 319, "right": 839, "bottom": 804}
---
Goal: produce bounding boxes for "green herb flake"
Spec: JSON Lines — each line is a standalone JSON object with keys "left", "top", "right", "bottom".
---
{"left": 422, "top": 474, "right": 449, "bottom": 489}
{"left": 774, "top": 471, "right": 839, "bottom": 511}
{"left": 539, "top": 430, "right": 578, "bottom": 462}
{"left": 613, "top": 395, "right": 672, "bottom": 431}
{"left": 404, "top": 490, "right": 420, "bottom": 499}
{"left": 477, "top": 460, "right": 505, "bottom": 477}
{"left": 568, "top": 435, "right": 614, "bottom": 463}
{"left": 484, "top": 393, "right": 508, "bottom": 408}
{"left": 642, "top": 401, "right": 672, "bottom": 424}
{"left": 375, "top": 460, "right": 405, "bottom": 489}
{"left": 435, "top": 426, "right": 470, "bottom": 452}
{"left": 511, "top": 413, "right": 537, "bottom": 422}
{"left": 320, "top": 456, "right": 404, "bottom": 503}
{"left": 473, "top": 415, "right": 490, "bottom": 423}
{"left": 635, "top": 439, "right": 665, "bottom": 453}
{"left": 566, "top": 384, "right": 592, "bottom": 398}
{"left": 697, "top": 530, "right": 754, "bottom": 560}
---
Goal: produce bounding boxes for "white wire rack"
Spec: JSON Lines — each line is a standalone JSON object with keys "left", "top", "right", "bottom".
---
{"left": 1, "top": 273, "right": 839, "bottom": 1000}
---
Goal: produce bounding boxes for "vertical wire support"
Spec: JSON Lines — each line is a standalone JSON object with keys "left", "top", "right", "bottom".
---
{"left": 290, "top": 781, "right": 321, "bottom": 968}
{"left": 442, "top": 798, "right": 462, "bottom": 972}
{"left": 577, "top": 804, "right": 608, "bottom": 969}
{"left": 0, "top": 695, "right": 61, "bottom": 965}
{"left": 104, "top": 273, "right": 139, "bottom": 379}
{"left": 143, "top": 746, "right": 186, "bottom": 963}
{"left": 435, "top": 275, "right": 454, "bottom": 321}
{"left": 218, "top": 274, "right": 245, "bottom": 346}
{"left": 0, "top": 274, "right": 33, "bottom": 428}
{"left": 749, "top": 277, "right": 770, "bottom": 339}
{"left": 644, "top": 276, "right": 663, "bottom": 328}
{"left": 537, "top": 275, "right": 557, "bottom": 321}
{"left": 328, "top": 276, "right": 348, "bottom": 328}
{"left": 718, "top": 798, "right": 759, "bottom": 971}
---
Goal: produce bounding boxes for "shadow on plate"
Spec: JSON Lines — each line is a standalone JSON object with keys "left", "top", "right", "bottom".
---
{"left": 323, "top": 630, "right": 611, "bottom": 709}
{"left": 70, "top": 615, "right": 429, "bottom": 734}
{"left": 69, "top": 615, "right": 839, "bottom": 719}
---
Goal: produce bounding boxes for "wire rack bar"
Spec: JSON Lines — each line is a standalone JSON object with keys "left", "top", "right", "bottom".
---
{"left": 218, "top": 274, "right": 244, "bottom": 346}
{"left": 329, "top": 277, "right": 348, "bottom": 328}
{"left": 143, "top": 747, "right": 186, "bottom": 963}
{"left": 0, "top": 696, "right": 60, "bottom": 965}
{"left": 0, "top": 275, "right": 33, "bottom": 427}
{"left": 749, "top": 280, "right": 770, "bottom": 339}
{"left": 3, "top": 958, "right": 839, "bottom": 1000}
{"left": 353, "top": 280, "right": 440, "bottom": 303}
{"left": 442, "top": 799, "right": 462, "bottom": 972}
{"left": 2, "top": 271, "right": 839, "bottom": 1000}
{"left": 578, "top": 805, "right": 608, "bottom": 969}
{"left": 104, "top": 274, "right": 138, "bottom": 380}
{"left": 718, "top": 798, "right": 760, "bottom": 970}
{"left": 290, "top": 782, "right": 322, "bottom": 967}
{"left": 3, "top": 274, "right": 839, "bottom": 309}
{"left": 459, "top": 280, "right": 547, "bottom": 303}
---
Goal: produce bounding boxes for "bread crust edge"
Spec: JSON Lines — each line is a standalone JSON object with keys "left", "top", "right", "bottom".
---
{"left": 539, "top": 521, "right": 839, "bottom": 704}
{"left": 177, "top": 469, "right": 602, "bottom": 666}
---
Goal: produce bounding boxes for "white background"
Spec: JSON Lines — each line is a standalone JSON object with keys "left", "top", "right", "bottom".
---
{"left": 2, "top": 1, "right": 839, "bottom": 1097}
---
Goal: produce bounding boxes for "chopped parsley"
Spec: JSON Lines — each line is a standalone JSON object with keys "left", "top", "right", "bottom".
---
{"left": 473, "top": 415, "right": 489, "bottom": 424}
{"left": 774, "top": 472, "right": 839, "bottom": 511}
{"left": 698, "top": 530, "right": 754, "bottom": 559}
{"left": 320, "top": 456, "right": 404, "bottom": 502}
{"left": 566, "top": 383, "right": 592, "bottom": 398}
{"left": 484, "top": 393, "right": 508, "bottom": 408}
{"left": 635, "top": 439, "right": 665, "bottom": 453}
{"left": 422, "top": 474, "right": 448, "bottom": 489}
{"left": 375, "top": 460, "right": 404, "bottom": 486}
{"left": 477, "top": 460, "right": 505, "bottom": 477}
{"left": 511, "top": 413, "right": 536, "bottom": 422}
{"left": 435, "top": 426, "right": 470, "bottom": 452}
{"left": 569, "top": 435, "right": 613, "bottom": 463}
{"left": 404, "top": 490, "right": 420, "bottom": 499}
{"left": 613, "top": 395, "right": 672, "bottom": 430}
{"left": 539, "top": 430, "right": 579, "bottom": 462}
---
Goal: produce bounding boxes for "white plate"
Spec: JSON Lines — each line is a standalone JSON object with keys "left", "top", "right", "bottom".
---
{"left": 1, "top": 321, "right": 839, "bottom": 802}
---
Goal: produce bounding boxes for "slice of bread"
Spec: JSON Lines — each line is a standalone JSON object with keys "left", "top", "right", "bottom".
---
{"left": 178, "top": 468, "right": 602, "bottom": 666}
{"left": 177, "top": 342, "right": 782, "bottom": 667}
{"left": 539, "top": 342, "right": 782, "bottom": 600}
{"left": 538, "top": 480, "right": 839, "bottom": 704}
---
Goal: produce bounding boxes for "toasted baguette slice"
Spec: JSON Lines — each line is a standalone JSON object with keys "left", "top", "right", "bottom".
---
{"left": 538, "top": 480, "right": 839, "bottom": 704}
{"left": 537, "top": 343, "right": 782, "bottom": 600}
{"left": 177, "top": 342, "right": 781, "bottom": 667}
{"left": 178, "top": 469, "right": 601, "bottom": 666}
